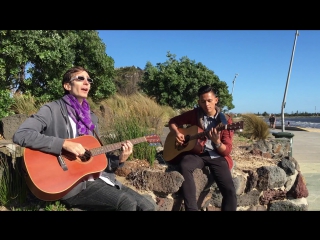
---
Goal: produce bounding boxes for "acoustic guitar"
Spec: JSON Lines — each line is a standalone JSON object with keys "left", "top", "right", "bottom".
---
{"left": 162, "top": 121, "right": 244, "bottom": 163}
{"left": 23, "top": 134, "right": 161, "bottom": 201}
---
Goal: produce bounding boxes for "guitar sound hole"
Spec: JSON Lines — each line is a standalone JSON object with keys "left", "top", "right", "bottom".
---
{"left": 79, "top": 150, "right": 92, "bottom": 162}
{"left": 183, "top": 135, "right": 190, "bottom": 145}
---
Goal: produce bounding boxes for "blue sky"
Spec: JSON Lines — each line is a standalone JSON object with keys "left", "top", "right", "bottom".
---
{"left": 97, "top": 30, "right": 320, "bottom": 115}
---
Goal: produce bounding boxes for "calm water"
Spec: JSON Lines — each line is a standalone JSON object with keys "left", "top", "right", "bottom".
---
{"left": 264, "top": 116, "right": 320, "bottom": 129}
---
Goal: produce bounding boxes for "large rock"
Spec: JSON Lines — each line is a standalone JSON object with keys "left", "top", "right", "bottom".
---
{"left": 244, "top": 170, "right": 258, "bottom": 193}
{"left": 287, "top": 172, "right": 309, "bottom": 198}
{"left": 269, "top": 200, "right": 308, "bottom": 211}
{"left": 126, "top": 169, "right": 184, "bottom": 195}
{"left": 278, "top": 157, "right": 296, "bottom": 176}
{"left": 0, "top": 114, "right": 28, "bottom": 140}
{"left": 256, "top": 165, "right": 287, "bottom": 191}
{"left": 237, "top": 189, "right": 261, "bottom": 207}
{"left": 259, "top": 189, "right": 287, "bottom": 205}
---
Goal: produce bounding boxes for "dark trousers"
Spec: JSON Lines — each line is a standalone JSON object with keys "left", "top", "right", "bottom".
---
{"left": 179, "top": 153, "right": 237, "bottom": 211}
{"left": 61, "top": 178, "right": 155, "bottom": 211}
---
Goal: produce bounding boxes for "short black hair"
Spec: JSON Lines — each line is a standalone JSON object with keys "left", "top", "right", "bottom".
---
{"left": 197, "top": 85, "right": 217, "bottom": 97}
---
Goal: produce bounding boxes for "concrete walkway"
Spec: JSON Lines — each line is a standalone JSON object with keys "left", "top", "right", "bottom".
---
{"left": 270, "top": 128, "right": 320, "bottom": 211}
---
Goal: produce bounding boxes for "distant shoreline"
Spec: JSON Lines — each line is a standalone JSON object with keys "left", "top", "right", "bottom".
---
{"left": 272, "top": 115, "right": 319, "bottom": 118}
{"left": 274, "top": 126, "right": 307, "bottom": 131}
{"left": 274, "top": 125, "right": 320, "bottom": 133}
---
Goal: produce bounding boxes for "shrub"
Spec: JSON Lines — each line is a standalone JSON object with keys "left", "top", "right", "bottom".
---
{"left": 239, "top": 113, "right": 270, "bottom": 140}
{"left": 0, "top": 90, "right": 14, "bottom": 119}
{"left": 11, "top": 92, "right": 43, "bottom": 116}
{"left": 0, "top": 154, "right": 27, "bottom": 207}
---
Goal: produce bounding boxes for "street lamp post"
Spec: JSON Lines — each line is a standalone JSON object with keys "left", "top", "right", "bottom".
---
{"left": 231, "top": 73, "right": 239, "bottom": 96}
{"left": 281, "top": 30, "right": 299, "bottom": 132}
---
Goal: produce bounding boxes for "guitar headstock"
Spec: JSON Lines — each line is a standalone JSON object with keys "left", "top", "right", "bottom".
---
{"left": 145, "top": 134, "right": 161, "bottom": 145}
{"left": 216, "top": 121, "right": 244, "bottom": 131}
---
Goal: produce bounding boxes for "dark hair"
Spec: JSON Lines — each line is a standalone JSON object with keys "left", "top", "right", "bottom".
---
{"left": 197, "top": 85, "right": 217, "bottom": 97}
{"left": 62, "top": 66, "right": 89, "bottom": 95}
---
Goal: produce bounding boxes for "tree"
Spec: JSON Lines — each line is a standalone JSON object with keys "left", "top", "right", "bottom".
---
{"left": 114, "top": 66, "right": 144, "bottom": 95}
{"left": 0, "top": 30, "right": 115, "bottom": 103}
{"left": 139, "top": 51, "right": 234, "bottom": 110}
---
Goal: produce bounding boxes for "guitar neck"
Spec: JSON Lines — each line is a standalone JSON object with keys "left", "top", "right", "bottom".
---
{"left": 90, "top": 137, "right": 147, "bottom": 156}
{"left": 188, "top": 123, "right": 232, "bottom": 141}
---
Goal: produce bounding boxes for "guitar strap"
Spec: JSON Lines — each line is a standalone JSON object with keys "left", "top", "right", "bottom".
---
{"left": 93, "top": 129, "right": 104, "bottom": 146}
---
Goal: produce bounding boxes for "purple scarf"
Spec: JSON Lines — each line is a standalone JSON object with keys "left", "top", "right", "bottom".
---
{"left": 62, "top": 94, "right": 95, "bottom": 136}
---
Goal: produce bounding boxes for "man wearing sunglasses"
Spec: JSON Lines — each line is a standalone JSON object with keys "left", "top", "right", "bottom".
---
{"left": 13, "top": 66, "right": 156, "bottom": 211}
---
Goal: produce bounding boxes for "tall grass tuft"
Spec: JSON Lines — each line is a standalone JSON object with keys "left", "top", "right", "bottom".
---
{"left": 240, "top": 113, "right": 270, "bottom": 140}
{"left": 100, "top": 93, "right": 176, "bottom": 135}
{"left": 11, "top": 93, "right": 44, "bottom": 116}
{"left": 94, "top": 93, "right": 176, "bottom": 165}
{"left": 101, "top": 115, "right": 158, "bottom": 165}
{"left": 0, "top": 154, "right": 27, "bottom": 207}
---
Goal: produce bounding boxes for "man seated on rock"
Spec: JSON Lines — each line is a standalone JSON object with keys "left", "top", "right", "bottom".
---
{"left": 12, "top": 66, "right": 156, "bottom": 211}
{"left": 167, "top": 85, "right": 237, "bottom": 211}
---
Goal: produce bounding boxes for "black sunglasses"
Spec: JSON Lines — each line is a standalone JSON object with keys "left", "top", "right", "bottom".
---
{"left": 70, "top": 76, "right": 93, "bottom": 84}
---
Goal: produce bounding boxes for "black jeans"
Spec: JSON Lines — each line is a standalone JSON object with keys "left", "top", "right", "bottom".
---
{"left": 179, "top": 153, "right": 237, "bottom": 211}
{"left": 61, "top": 178, "right": 155, "bottom": 211}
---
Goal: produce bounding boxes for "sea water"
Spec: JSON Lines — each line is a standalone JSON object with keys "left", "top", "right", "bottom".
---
{"left": 264, "top": 116, "right": 320, "bottom": 129}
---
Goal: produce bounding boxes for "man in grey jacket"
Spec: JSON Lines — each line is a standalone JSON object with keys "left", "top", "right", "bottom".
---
{"left": 13, "top": 66, "right": 155, "bottom": 211}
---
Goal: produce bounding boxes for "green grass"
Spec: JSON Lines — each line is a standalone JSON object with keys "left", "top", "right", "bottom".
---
{"left": 0, "top": 155, "right": 28, "bottom": 208}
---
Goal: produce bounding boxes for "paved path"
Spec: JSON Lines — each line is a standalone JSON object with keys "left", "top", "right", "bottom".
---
{"left": 161, "top": 127, "right": 320, "bottom": 211}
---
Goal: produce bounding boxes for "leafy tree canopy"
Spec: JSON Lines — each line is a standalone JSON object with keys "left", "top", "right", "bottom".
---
{"left": 139, "top": 51, "right": 234, "bottom": 110}
{"left": 114, "top": 66, "right": 144, "bottom": 96}
{"left": 0, "top": 30, "right": 115, "bottom": 103}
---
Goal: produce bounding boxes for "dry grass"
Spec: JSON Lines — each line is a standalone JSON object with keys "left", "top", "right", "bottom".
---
{"left": 231, "top": 134, "right": 277, "bottom": 173}
{"left": 11, "top": 93, "right": 40, "bottom": 116}
{"left": 238, "top": 113, "right": 270, "bottom": 140}
{"left": 96, "top": 93, "right": 176, "bottom": 136}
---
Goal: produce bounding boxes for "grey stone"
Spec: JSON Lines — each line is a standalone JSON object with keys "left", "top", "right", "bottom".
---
{"left": 284, "top": 169, "right": 299, "bottom": 191}
{"left": 278, "top": 157, "right": 296, "bottom": 176}
{"left": 287, "top": 197, "right": 308, "bottom": 210}
{"left": 290, "top": 156, "right": 300, "bottom": 171}
{"left": 193, "top": 168, "right": 208, "bottom": 199}
{"left": 269, "top": 200, "right": 308, "bottom": 211}
{"left": 259, "top": 189, "right": 287, "bottom": 205}
{"left": 247, "top": 205, "right": 267, "bottom": 211}
{"left": 256, "top": 165, "right": 287, "bottom": 191}
{"left": 0, "top": 114, "right": 28, "bottom": 140}
{"left": 211, "top": 188, "right": 223, "bottom": 207}
{"left": 244, "top": 170, "right": 258, "bottom": 193}
{"left": 237, "top": 189, "right": 261, "bottom": 207}
{"left": 126, "top": 169, "right": 184, "bottom": 195}
{"left": 233, "top": 174, "right": 247, "bottom": 195}
{"left": 144, "top": 170, "right": 184, "bottom": 194}
{"left": 155, "top": 197, "right": 174, "bottom": 211}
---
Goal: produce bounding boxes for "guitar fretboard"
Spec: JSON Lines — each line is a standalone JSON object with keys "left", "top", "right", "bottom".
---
{"left": 188, "top": 121, "right": 243, "bottom": 141}
{"left": 90, "top": 137, "right": 147, "bottom": 156}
